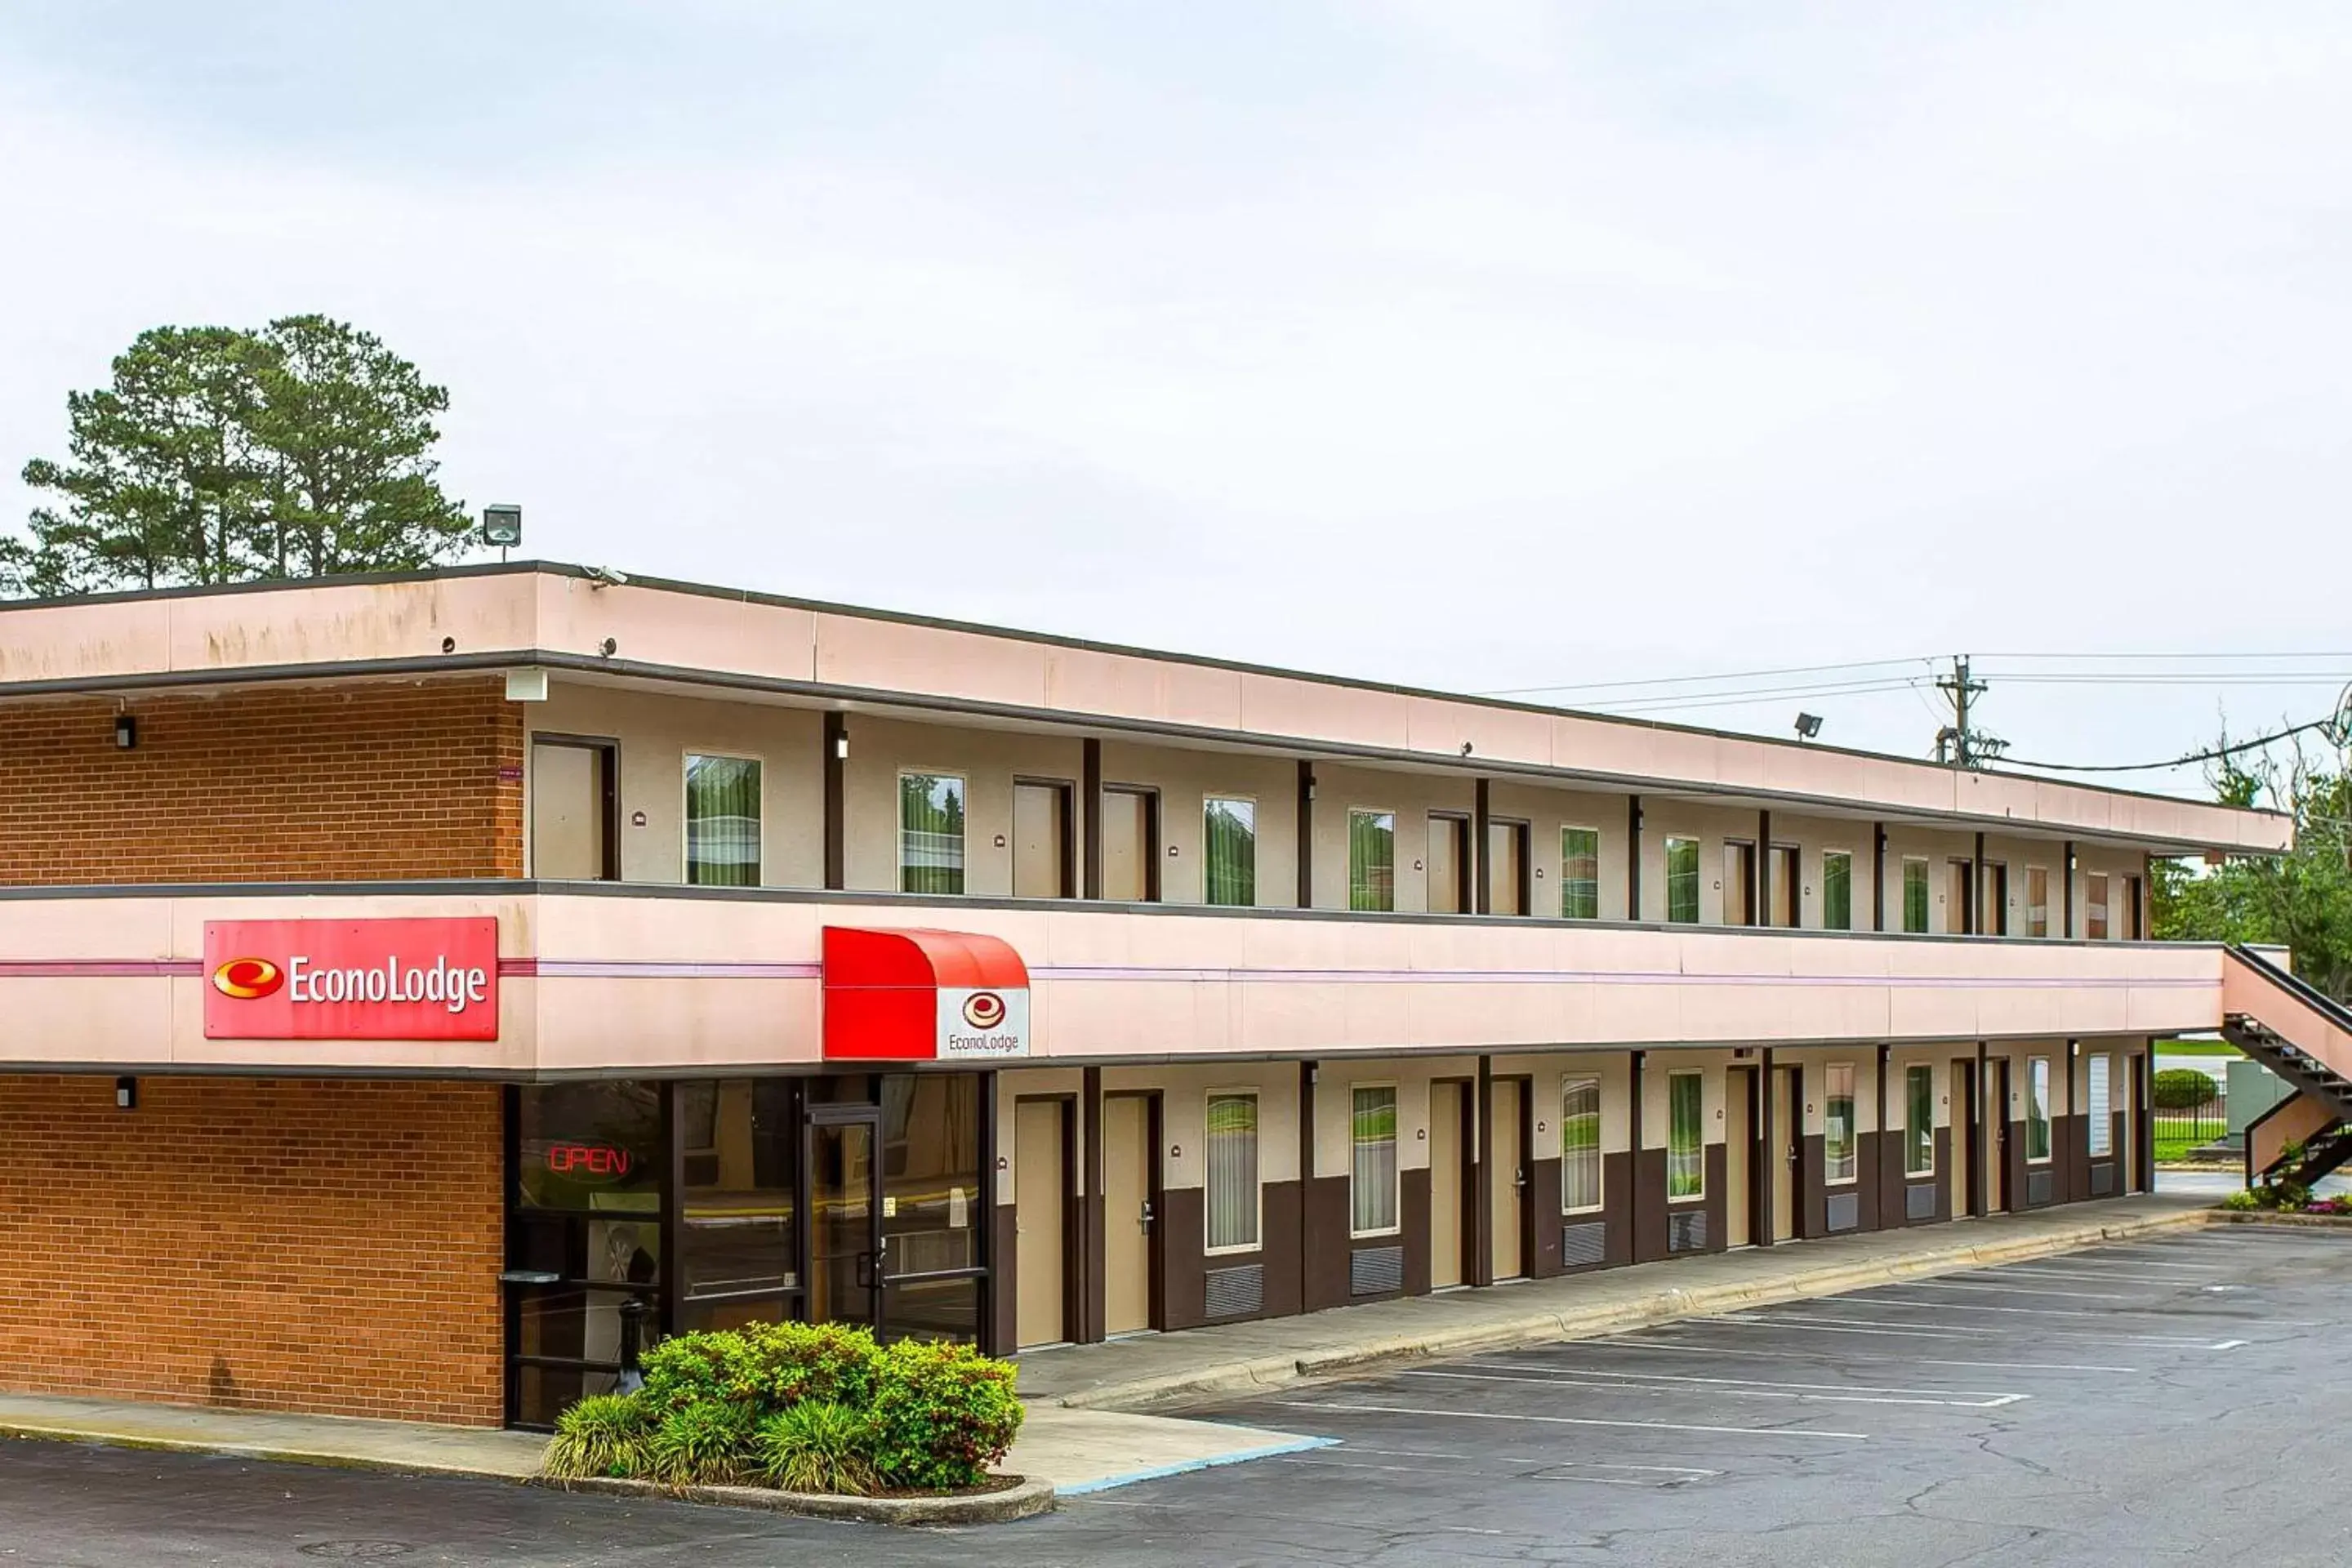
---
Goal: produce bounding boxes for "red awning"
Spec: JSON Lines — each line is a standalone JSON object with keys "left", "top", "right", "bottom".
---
{"left": 822, "top": 927, "right": 1031, "bottom": 1062}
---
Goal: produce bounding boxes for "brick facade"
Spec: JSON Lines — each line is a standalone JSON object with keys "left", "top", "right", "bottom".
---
{"left": 0, "top": 1076, "right": 506, "bottom": 1425}
{"left": 0, "top": 679, "right": 523, "bottom": 884}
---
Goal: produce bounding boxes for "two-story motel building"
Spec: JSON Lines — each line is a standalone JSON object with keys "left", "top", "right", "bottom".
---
{"left": 0, "top": 564, "right": 2294, "bottom": 1428}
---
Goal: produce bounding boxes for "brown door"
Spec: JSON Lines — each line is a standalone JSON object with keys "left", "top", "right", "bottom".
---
{"left": 1428, "top": 814, "right": 1470, "bottom": 914}
{"left": 1100, "top": 788, "right": 1158, "bottom": 903}
{"left": 1982, "top": 863, "right": 2009, "bottom": 936}
{"left": 1490, "top": 1080, "right": 1526, "bottom": 1279}
{"left": 1723, "top": 841, "right": 1755, "bottom": 925}
{"left": 1102, "top": 1094, "right": 1156, "bottom": 1335}
{"left": 531, "top": 740, "right": 615, "bottom": 879}
{"left": 1771, "top": 1067, "right": 1800, "bottom": 1241}
{"left": 1769, "top": 846, "right": 1799, "bottom": 927}
{"left": 1949, "top": 860, "right": 1976, "bottom": 934}
{"left": 1725, "top": 1067, "right": 1754, "bottom": 1246}
{"left": 1013, "top": 782, "right": 1071, "bottom": 899}
{"left": 1013, "top": 1102, "right": 1068, "bottom": 1348}
{"left": 1950, "top": 1056, "right": 1976, "bottom": 1216}
{"left": 1428, "top": 1080, "right": 1468, "bottom": 1288}
{"left": 1486, "top": 820, "right": 1529, "bottom": 915}
{"left": 1987, "top": 1059, "right": 2011, "bottom": 1211}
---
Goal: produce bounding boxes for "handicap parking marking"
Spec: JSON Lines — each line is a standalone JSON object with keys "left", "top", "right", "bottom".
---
{"left": 1402, "top": 1364, "right": 2028, "bottom": 1409}
{"left": 1269, "top": 1400, "right": 1872, "bottom": 1442}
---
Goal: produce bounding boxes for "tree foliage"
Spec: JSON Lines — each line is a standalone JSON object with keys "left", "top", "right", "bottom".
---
{"left": 5, "top": 316, "right": 472, "bottom": 597}
{"left": 2153, "top": 743, "right": 2352, "bottom": 1003}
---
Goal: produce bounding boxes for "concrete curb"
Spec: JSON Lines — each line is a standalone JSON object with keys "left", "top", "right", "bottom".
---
{"left": 533, "top": 1472, "right": 1056, "bottom": 1526}
{"left": 0, "top": 1423, "right": 537, "bottom": 1482}
{"left": 2210, "top": 1210, "right": 2352, "bottom": 1228}
{"left": 1054, "top": 1206, "right": 2221, "bottom": 1413}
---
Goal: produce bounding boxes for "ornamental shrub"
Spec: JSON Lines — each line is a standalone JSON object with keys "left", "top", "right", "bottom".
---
{"left": 867, "top": 1339, "right": 1025, "bottom": 1493}
{"left": 2153, "top": 1069, "right": 2218, "bottom": 1111}
{"left": 639, "top": 1328, "right": 752, "bottom": 1416}
{"left": 541, "top": 1393, "right": 653, "bottom": 1480}
{"left": 732, "top": 1321, "right": 880, "bottom": 1410}
{"left": 2219, "top": 1187, "right": 2261, "bottom": 1212}
{"left": 757, "top": 1401, "right": 881, "bottom": 1495}
{"left": 647, "top": 1399, "right": 760, "bottom": 1486}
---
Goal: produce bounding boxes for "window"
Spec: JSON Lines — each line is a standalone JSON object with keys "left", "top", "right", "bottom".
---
{"left": 1823, "top": 850, "right": 1853, "bottom": 931}
{"left": 1101, "top": 786, "right": 1159, "bottom": 902}
{"left": 1426, "top": 813, "right": 1470, "bottom": 914}
{"left": 1561, "top": 828, "right": 1601, "bottom": 920}
{"left": 2088, "top": 1054, "right": 2113, "bottom": 1157}
{"left": 1349, "top": 810, "right": 1396, "bottom": 912}
{"left": 1825, "top": 1063, "right": 1857, "bottom": 1183}
{"left": 1349, "top": 1086, "right": 1399, "bottom": 1236}
{"left": 684, "top": 755, "right": 760, "bottom": 886}
{"left": 1904, "top": 1065, "right": 1934, "bottom": 1176}
{"left": 2026, "top": 866, "right": 2049, "bottom": 938}
{"left": 1665, "top": 837, "right": 1701, "bottom": 924}
{"left": 1203, "top": 796, "right": 1257, "bottom": 906}
{"left": 1903, "top": 858, "right": 1931, "bottom": 933}
{"left": 679, "top": 1080, "right": 797, "bottom": 1330}
{"left": 2026, "top": 1057, "right": 2052, "bottom": 1161}
{"left": 899, "top": 773, "right": 966, "bottom": 894}
{"left": 1561, "top": 1077, "right": 1602, "bottom": 1212}
{"left": 1667, "top": 1071, "right": 1704, "bottom": 1200}
{"left": 1205, "top": 1092, "right": 1261, "bottom": 1251}
{"left": 2086, "top": 872, "right": 2109, "bottom": 940}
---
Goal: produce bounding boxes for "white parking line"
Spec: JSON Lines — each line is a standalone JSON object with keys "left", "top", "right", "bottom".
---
{"left": 1272, "top": 1400, "right": 1870, "bottom": 1441}
{"left": 1882, "top": 1279, "right": 2140, "bottom": 1302}
{"left": 1701, "top": 1312, "right": 2239, "bottom": 1349}
{"left": 1426, "top": 1363, "right": 2028, "bottom": 1406}
{"left": 1396, "top": 1367, "right": 2025, "bottom": 1409}
{"left": 1832, "top": 1295, "right": 2321, "bottom": 1327}
{"left": 1979, "top": 1263, "right": 2221, "bottom": 1283}
{"left": 1573, "top": 1336, "right": 2141, "bottom": 1374}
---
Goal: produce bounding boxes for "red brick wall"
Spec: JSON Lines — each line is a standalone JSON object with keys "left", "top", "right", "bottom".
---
{"left": 0, "top": 1076, "right": 505, "bottom": 1426}
{"left": 0, "top": 679, "right": 524, "bottom": 884}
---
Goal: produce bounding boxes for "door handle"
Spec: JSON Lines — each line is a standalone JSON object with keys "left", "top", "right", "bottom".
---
{"left": 1513, "top": 1168, "right": 1529, "bottom": 1190}
{"left": 1139, "top": 1201, "right": 1156, "bottom": 1232}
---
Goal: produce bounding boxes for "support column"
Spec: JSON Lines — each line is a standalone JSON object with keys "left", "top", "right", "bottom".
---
{"left": 2062, "top": 840, "right": 2077, "bottom": 938}
{"left": 1756, "top": 1047, "right": 1775, "bottom": 1248}
{"left": 1973, "top": 830, "right": 1988, "bottom": 936}
{"left": 1473, "top": 778, "right": 1493, "bottom": 915}
{"left": 978, "top": 1070, "right": 1008, "bottom": 1355}
{"left": 1299, "top": 1059, "right": 1316, "bottom": 1312}
{"left": 1472, "top": 1056, "right": 1495, "bottom": 1287}
{"left": 1081, "top": 740, "right": 1103, "bottom": 901}
{"left": 1876, "top": 1043, "right": 1892, "bottom": 1231}
{"left": 1296, "top": 762, "right": 1316, "bottom": 909}
{"left": 1627, "top": 795, "right": 1644, "bottom": 921}
{"left": 1757, "top": 809, "right": 1773, "bottom": 926}
{"left": 1081, "top": 1064, "right": 1104, "bottom": 1343}
{"left": 1975, "top": 1040, "right": 1989, "bottom": 1218}
{"left": 822, "top": 712, "right": 848, "bottom": 891}
{"left": 1873, "top": 823, "right": 1886, "bottom": 932}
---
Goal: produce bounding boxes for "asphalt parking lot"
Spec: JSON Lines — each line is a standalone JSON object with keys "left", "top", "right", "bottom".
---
{"left": 6, "top": 1225, "right": 2351, "bottom": 1567}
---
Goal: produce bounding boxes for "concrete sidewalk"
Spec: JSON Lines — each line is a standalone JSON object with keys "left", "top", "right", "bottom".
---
{"left": 1016, "top": 1192, "right": 2216, "bottom": 1411}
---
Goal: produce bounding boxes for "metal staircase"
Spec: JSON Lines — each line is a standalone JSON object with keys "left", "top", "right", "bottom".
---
{"left": 2221, "top": 946, "right": 2352, "bottom": 1190}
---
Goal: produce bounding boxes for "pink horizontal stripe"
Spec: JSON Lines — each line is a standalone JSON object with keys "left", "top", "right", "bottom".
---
{"left": 0, "top": 960, "right": 204, "bottom": 978}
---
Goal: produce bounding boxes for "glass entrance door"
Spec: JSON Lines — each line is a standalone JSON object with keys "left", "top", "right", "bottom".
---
{"left": 808, "top": 1112, "right": 884, "bottom": 1330}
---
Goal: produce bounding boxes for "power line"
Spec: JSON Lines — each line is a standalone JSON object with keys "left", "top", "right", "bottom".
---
{"left": 1581, "top": 678, "right": 1929, "bottom": 715}
{"left": 1481, "top": 656, "right": 1931, "bottom": 698}
{"left": 2001, "top": 710, "right": 2349, "bottom": 774}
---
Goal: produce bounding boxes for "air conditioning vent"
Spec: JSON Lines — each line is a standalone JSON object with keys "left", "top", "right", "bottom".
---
{"left": 1667, "top": 1209, "right": 1708, "bottom": 1253}
{"left": 1825, "top": 1192, "right": 1860, "bottom": 1232}
{"left": 1906, "top": 1183, "right": 1938, "bottom": 1221}
{"left": 1205, "top": 1263, "right": 1263, "bottom": 1320}
{"left": 1561, "top": 1221, "right": 1607, "bottom": 1269}
{"left": 1350, "top": 1245, "right": 1405, "bottom": 1297}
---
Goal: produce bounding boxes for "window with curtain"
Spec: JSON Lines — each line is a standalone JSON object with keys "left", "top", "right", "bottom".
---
{"left": 2088, "top": 1054, "right": 2112, "bottom": 1156}
{"left": 684, "top": 755, "right": 760, "bottom": 886}
{"left": 1561, "top": 1077, "right": 1602, "bottom": 1212}
{"left": 2087, "top": 873, "right": 2110, "bottom": 939}
{"left": 1665, "top": 837, "right": 1700, "bottom": 924}
{"left": 898, "top": 773, "right": 966, "bottom": 894}
{"left": 1823, "top": 850, "right": 1852, "bottom": 931}
{"left": 1349, "top": 810, "right": 1396, "bottom": 912}
{"left": 1667, "top": 1071, "right": 1704, "bottom": 1200}
{"left": 1904, "top": 1065, "right": 1934, "bottom": 1176}
{"left": 1825, "top": 1063, "right": 1857, "bottom": 1183}
{"left": 1205, "top": 1092, "right": 1260, "bottom": 1251}
{"left": 2027, "top": 866, "right": 2049, "bottom": 938}
{"left": 2027, "top": 1057, "right": 2052, "bottom": 1161}
{"left": 1561, "top": 828, "right": 1600, "bottom": 920}
{"left": 1903, "top": 858, "right": 1931, "bottom": 933}
{"left": 1349, "top": 1086, "right": 1399, "bottom": 1236}
{"left": 1203, "top": 797, "right": 1258, "bottom": 906}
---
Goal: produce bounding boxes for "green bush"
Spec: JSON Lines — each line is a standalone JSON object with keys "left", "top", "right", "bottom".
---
{"left": 541, "top": 1393, "right": 653, "bottom": 1480}
{"left": 868, "top": 1339, "right": 1025, "bottom": 1493}
{"left": 542, "top": 1325, "right": 1022, "bottom": 1495}
{"left": 757, "top": 1401, "right": 880, "bottom": 1496}
{"left": 2220, "top": 1187, "right": 2261, "bottom": 1212}
{"left": 2153, "top": 1069, "right": 2218, "bottom": 1111}
{"left": 648, "top": 1400, "right": 759, "bottom": 1486}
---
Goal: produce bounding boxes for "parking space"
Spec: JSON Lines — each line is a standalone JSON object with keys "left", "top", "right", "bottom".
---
{"left": 5, "top": 1226, "right": 2350, "bottom": 1566}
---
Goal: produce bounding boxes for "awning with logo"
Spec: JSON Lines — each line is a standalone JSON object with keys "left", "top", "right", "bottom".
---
{"left": 821, "top": 927, "right": 1032, "bottom": 1062}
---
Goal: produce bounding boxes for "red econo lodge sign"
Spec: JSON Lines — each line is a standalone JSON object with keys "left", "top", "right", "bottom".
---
{"left": 203, "top": 917, "right": 501, "bottom": 1041}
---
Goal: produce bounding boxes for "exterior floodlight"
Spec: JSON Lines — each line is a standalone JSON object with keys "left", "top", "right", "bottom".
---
{"left": 482, "top": 504, "right": 523, "bottom": 550}
{"left": 1794, "top": 712, "right": 1824, "bottom": 741}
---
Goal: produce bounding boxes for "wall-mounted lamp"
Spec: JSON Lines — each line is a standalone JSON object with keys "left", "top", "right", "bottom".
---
{"left": 114, "top": 715, "right": 138, "bottom": 750}
{"left": 833, "top": 732, "right": 850, "bottom": 761}
{"left": 1794, "top": 712, "right": 1824, "bottom": 741}
{"left": 114, "top": 1076, "right": 137, "bottom": 1111}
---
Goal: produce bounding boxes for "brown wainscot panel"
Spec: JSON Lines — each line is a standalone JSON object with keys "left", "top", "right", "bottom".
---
{"left": 1259, "top": 1180, "right": 1304, "bottom": 1320}
{"left": 1802, "top": 1133, "right": 1827, "bottom": 1238}
{"left": 1633, "top": 1148, "right": 1670, "bottom": 1263}
{"left": 1302, "top": 1175, "right": 1352, "bottom": 1313}
{"left": 1526, "top": 1157, "right": 1564, "bottom": 1277}
{"left": 989, "top": 1201, "right": 1020, "bottom": 1358}
{"left": 1603, "top": 1150, "right": 1635, "bottom": 1267}
{"left": 1855, "top": 1130, "right": 1882, "bottom": 1232}
{"left": 1160, "top": 1185, "right": 1207, "bottom": 1332}
{"left": 1703, "top": 1143, "right": 1728, "bottom": 1254}
{"left": 1400, "top": 1167, "right": 1432, "bottom": 1297}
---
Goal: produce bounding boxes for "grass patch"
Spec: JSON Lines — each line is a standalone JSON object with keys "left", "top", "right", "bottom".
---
{"left": 2154, "top": 1040, "right": 2243, "bottom": 1058}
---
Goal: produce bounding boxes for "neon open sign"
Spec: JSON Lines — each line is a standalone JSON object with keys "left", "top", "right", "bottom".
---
{"left": 544, "top": 1143, "right": 635, "bottom": 1178}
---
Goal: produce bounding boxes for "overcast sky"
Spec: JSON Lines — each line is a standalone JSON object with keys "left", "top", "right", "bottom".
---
{"left": 2, "top": 2, "right": 2347, "bottom": 796}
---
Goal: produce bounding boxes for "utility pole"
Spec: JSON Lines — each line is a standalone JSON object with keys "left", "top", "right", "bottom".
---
{"left": 1935, "top": 655, "right": 2006, "bottom": 769}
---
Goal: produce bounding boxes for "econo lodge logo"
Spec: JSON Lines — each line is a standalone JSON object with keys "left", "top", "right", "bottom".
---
{"left": 961, "top": 991, "right": 1007, "bottom": 1030}
{"left": 211, "top": 957, "right": 284, "bottom": 1000}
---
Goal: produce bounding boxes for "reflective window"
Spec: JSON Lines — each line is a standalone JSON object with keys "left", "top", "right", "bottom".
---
{"left": 1349, "top": 810, "right": 1396, "bottom": 912}
{"left": 2088, "top": 1055, "right": 2113, "bottom": 1157}
{"left": 1350, "top": 1086, "right": 1399, "bottom": 1236}
{"left": 679, "top": 1080, "right": 799, "bottom": 1321}
{"left": 1667, "top": 1071, "right": 1704, "bottom": 1200}
{"left": 1903, "top": 858, "right": 1931, "bottom": 933}
{"left": 518, "top": 1082, "right": 662, "bottom": 1214}
{"left": 1905, "top": 1065, "right": 1934, "bottom": 1176}
{"left": 1825, "top": 1064, "right": 1858, "bottom": 1183}
{"left": 2027, "top": 1057, "right": 2053, "bottom": 1161}
{"left": 684, "top": 754, "right": 760, "bottom": 886}
{"left": 881, "top": 1075, "right": 983, "bottom": 1277}
{"left": 1561, "top": 1077, "right": 1602, "bottom": 1212}
{"left": 1665, "top": 838, "right": 1700, "bottom": 924}
{"left": 1823, "top": 850, "right": 1852, "bottom": 931}
{"left": 900, "top": 773, "right": 966, "bottom": 894}
{"left": 1203, "top": 797, "right": 1258, "bottom": 906}
{"left": 1206, "top": 1093, "right": 1261, "bottom": 1250}
{"left": 1561, "top": 828, "right": 1601, "bottom": 920}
